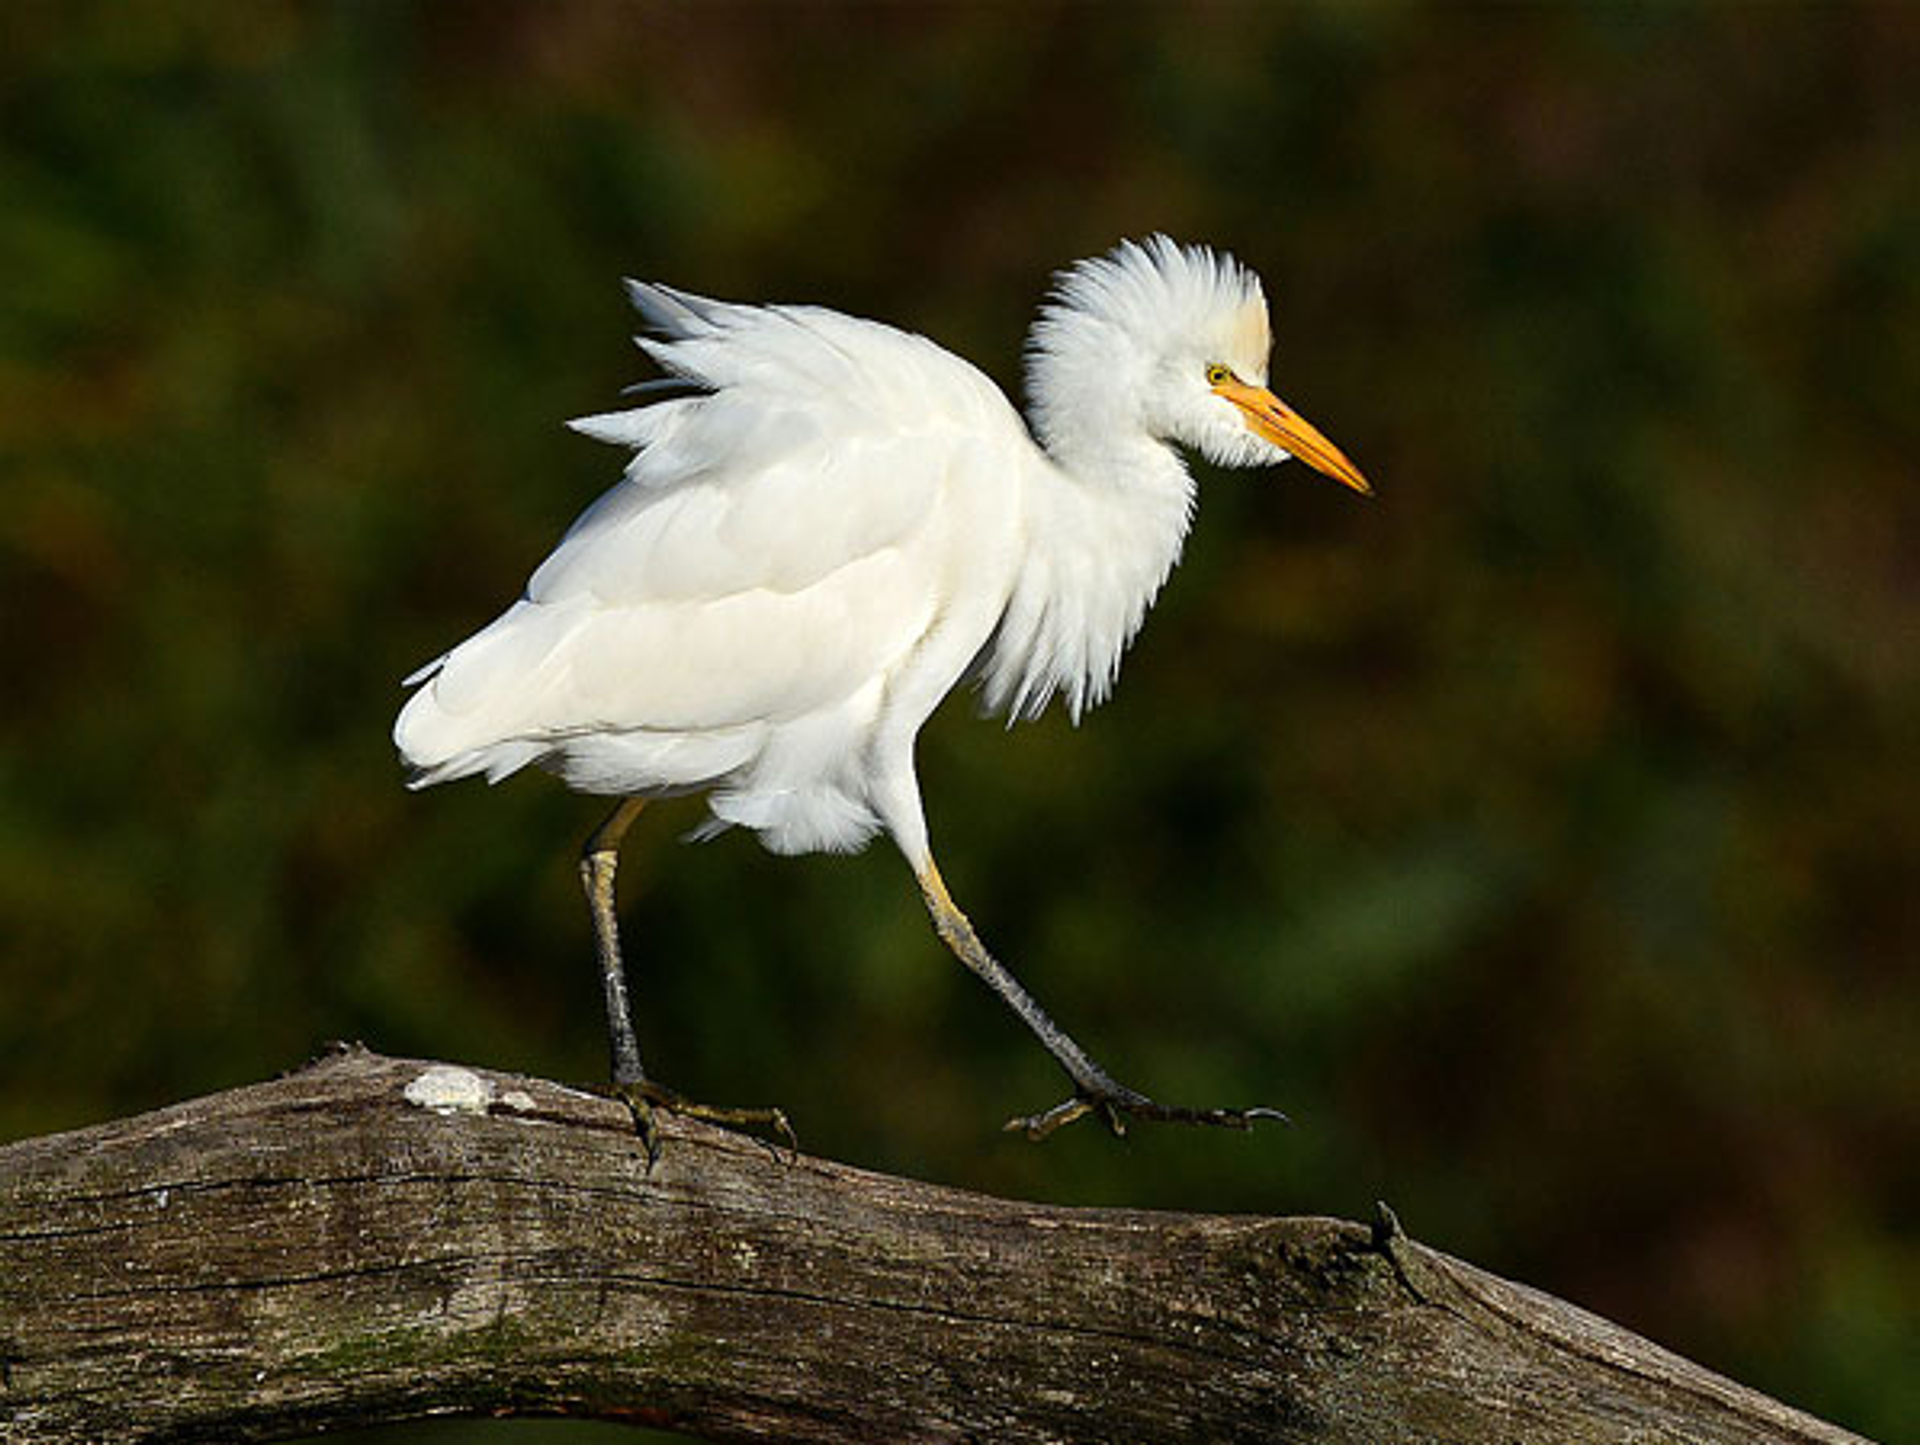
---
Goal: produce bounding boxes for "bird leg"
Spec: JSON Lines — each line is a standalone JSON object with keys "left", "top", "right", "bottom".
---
{"left": 582, "top": 797, "right": 652, "bottom": 1085}
{"left": 579, "top": 798, "right": 796, "bottom": 1164}
{"left": 915, "top": 863, "right": 1287, "bottom": 1141}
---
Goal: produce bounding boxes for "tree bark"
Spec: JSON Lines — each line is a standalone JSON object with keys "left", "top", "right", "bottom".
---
{"left": 0, "top": 1046, "right": 1869, "bottom": 1444}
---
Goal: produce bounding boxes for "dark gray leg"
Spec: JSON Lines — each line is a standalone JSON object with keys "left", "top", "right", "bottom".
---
{"left": 580, "top": 797, "right": 650, "bottom": 1085}
{"left": 915, "top": 862, "right": 1286, "bottom": 1141}
{"left": 578, "top": 798, "right": 794, "bottom": 1163}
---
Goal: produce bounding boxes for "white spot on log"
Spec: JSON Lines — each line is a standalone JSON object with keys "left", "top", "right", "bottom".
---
{"left": 498, "top": 1089, "right": 538, "bottom": 1113}
{"left": 403, "top": 1065, "right": 494, "bottom": 1116}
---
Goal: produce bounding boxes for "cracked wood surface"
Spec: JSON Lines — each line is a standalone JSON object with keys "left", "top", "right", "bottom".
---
{"left": 0, "top": 1046, "right": 1870, "bottom": 1443}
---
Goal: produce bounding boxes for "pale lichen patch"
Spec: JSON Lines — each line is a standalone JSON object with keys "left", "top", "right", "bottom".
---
{"left": 403, "top": 1065, "right": 495, "bottom": 1116}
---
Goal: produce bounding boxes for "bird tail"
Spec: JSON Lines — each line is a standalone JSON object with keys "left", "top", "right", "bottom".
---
{"left": 393, "top": 669, "right": 547, "bottom": 790}
{"left": 393, "top": 598, "right": 587, "bottom": 789}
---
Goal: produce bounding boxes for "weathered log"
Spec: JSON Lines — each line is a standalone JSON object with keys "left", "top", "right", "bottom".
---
{"left": 0, "top": 1046, "right": 1868, "bottom": 1443}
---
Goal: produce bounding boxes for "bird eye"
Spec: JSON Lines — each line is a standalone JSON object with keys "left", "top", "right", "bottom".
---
{"left": 1206, "top": 364, "right": 1234, "bottom": 386}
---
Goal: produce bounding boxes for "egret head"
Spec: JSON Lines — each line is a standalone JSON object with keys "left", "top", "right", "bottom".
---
{"left": 1026, "top": 236, "right": 1370, "bottom": 495}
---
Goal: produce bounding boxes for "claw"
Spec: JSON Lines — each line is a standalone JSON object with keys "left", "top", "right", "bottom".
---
{"left": 595, "top": 1078, "right": 799, "bottom": 1168}
{"left": 1006, "top": 1089, "right": 1288, "bottom": 1143}
{"left": 614, "top": 1082, "right": 666, "bottom": 1168}
{"left": 1003, "top": 1095, "right": 1097, "bottom": 1141}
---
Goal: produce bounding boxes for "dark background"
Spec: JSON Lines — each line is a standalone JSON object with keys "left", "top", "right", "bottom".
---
{"left": 4, "top": 4, "right": 1916, "bottom": 1440}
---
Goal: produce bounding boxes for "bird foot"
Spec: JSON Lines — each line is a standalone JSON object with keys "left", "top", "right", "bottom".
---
{"left": 1004, "top": 1084, "right": 1289, "bottom": 1143}
{"left": 595, "top": 1077, "right": 798, "bottom": 1168}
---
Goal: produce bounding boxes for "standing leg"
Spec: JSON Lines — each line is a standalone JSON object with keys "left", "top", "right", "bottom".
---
{"left": 915, "top": 860, "right": 1286, "bottom": 1141}
{"left": 580, "top": 797, "right": 651, "bottom": 1085}
{"left": 578, "top": 797, "right": 794, "bottom": 1161}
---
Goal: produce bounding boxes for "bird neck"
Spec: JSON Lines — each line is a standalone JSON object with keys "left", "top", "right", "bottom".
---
{"left": 1022, "top": 306, "right": 1197, "bottom": 548}
{"left": 979, "top": 420, "right": 1197, "bottom": 724}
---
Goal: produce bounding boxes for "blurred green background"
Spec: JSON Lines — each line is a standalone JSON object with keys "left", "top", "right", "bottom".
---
{"left": 4, "top": 2, "right": 1916, "bottom": 1439}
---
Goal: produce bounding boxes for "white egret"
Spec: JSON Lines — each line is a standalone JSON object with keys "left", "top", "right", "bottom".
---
{"left": 395, "top": 236, "right": 1370, "bottom": 1145}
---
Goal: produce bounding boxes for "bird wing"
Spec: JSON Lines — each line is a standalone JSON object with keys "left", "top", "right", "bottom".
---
{"left": 399, "top": 292, "right": 1026, "bottom": 770}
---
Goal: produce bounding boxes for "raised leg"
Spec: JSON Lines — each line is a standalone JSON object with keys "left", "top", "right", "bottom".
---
{"left": 915, "top": 861, "right": 1286, "bottom": 1141}
{"left": 578, "top": 798, "right": 794, "bottom": 1162}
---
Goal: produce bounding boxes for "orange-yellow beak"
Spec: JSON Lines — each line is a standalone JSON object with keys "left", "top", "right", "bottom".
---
{"left": 1215, "top": 379, "right": 1372, "bottom": 496}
